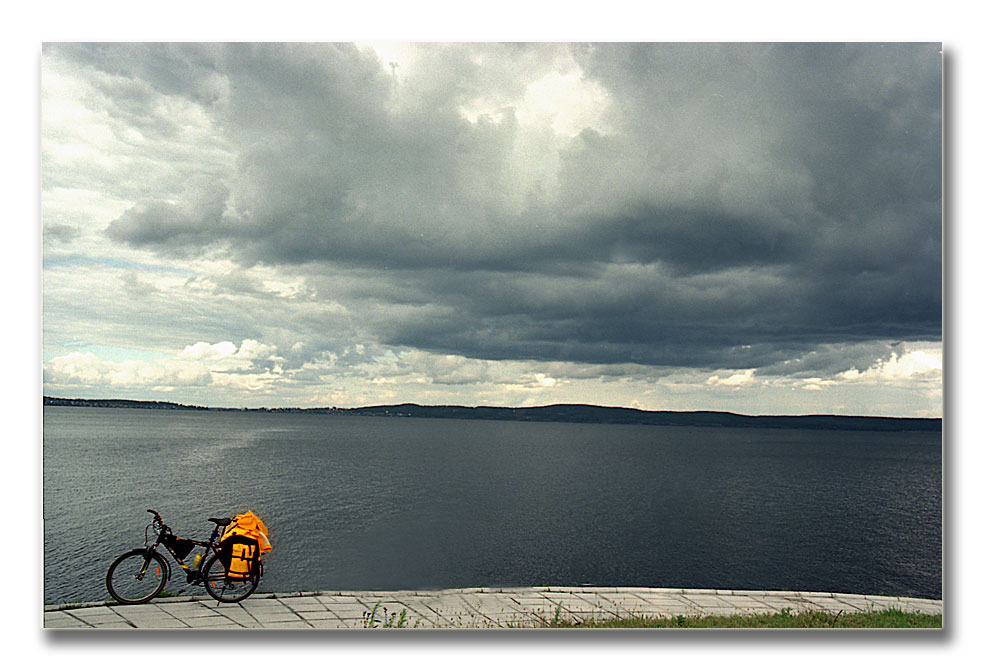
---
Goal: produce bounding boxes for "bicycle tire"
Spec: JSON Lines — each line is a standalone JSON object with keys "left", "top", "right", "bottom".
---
{"left": 201, "top": 554, "right": 260, "bottom": 603}
{"left": 106, "top": 549, "right": 169, "bottom": 604}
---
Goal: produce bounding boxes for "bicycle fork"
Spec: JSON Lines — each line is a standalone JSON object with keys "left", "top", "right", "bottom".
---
{"left": 134, "top": 549, "right": 162, "bottom": 582}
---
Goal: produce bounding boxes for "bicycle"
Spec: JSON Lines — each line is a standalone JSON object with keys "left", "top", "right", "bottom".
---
{"left": 105, "top": 509, "right": 262, "bottom": 604}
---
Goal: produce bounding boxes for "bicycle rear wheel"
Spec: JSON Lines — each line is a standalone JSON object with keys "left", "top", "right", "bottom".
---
{"left": 202, "top": 555, "right": 260, "bottom": 603}
{"left": 106, "top": 549, "right": 168, "bottom": 604}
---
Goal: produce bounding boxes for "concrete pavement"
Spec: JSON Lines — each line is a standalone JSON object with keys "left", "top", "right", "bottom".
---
{"left": 43, "top": 587, "right": 944, "bottom": 629}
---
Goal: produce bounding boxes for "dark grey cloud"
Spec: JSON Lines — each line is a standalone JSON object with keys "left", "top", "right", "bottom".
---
{"left": 754, "top": 342, "right": 907, "bottom": 378}
{"left": 84, "top": 43, "right": 940, "bottom": 373}
{"left": 106, "top": 174, "right": 229, "bottom": 251}
{"left": 43, "top": 223, "right": 79, "bottom": 244}
{"left": 45, "top": 42, "right": 227, "bottom": 106}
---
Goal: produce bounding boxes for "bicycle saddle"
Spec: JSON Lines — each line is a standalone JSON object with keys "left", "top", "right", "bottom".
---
{"left": 209, "top": 517, "right": 232, "bottom": 526}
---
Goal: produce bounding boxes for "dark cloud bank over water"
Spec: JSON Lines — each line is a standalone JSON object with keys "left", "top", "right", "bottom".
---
{"left": 84, "top": 43, "right": 940, "bottom": 374}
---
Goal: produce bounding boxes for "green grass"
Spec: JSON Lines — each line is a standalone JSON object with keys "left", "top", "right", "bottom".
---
{"left": 545, "top": 607, "right": 941, "bottom": 629}
{"left": 362, "top": 601, "right": 410, "bottom": 628}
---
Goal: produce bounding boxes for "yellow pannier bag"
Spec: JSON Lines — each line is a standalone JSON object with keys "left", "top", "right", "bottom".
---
{"left": 220, "top": 510, "right": 272, "bottom": 554}
{"left": 218, "top": 511, "right": 271, "bottom": 580}
{"left": 222, "top": 536, "right": 259, "bottom": 579}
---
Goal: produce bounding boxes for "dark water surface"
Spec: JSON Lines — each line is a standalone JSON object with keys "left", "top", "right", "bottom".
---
{"left": 42, "top": 406, "right": 942, "bottom": 603}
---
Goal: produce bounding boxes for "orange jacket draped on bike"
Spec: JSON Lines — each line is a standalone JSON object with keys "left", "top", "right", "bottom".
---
{"left": 220, "top": 510, "right": 272, "bottom": 554}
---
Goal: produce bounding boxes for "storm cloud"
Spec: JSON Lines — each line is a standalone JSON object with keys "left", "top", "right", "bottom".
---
{"left": 42, "top": 42, "right": 942, "bottom": 414}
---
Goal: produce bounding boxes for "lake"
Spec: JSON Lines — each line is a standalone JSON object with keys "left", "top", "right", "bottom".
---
{"left": 42, "top": 406, "right": 942, "bottom": 604}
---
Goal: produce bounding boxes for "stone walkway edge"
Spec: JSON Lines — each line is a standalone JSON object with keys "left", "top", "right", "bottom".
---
{"left": 44, "top": 587, "right": 944, "bottom": 629}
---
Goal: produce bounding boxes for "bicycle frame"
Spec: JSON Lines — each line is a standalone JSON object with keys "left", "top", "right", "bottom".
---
{"left": 143, "top": 511, "right": 226, "bottom": 585}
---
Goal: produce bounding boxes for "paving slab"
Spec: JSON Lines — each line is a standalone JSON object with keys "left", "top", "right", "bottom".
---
{"left": 314, "top": 595, "right": 366, "bottom": 607}
{"left": 259, "top": 620, "right": 313, "bottom": 629}
{"left": 240, "top": 600, "right": 293, "bottom": 610}
{"left": 680, "top": 593, "right": 742, "bottom": 608}
{"left": 114, "top": 609, "right": 190, "bottom": 628}
{"left": 824, "top": 599, "right": 867, "bottom": 613}
{"left": 71, "top": 611, "right": 131, "bottom": 626}
{"left": 709, "top": 596, "right": 768, "bottom": 611}
{"left": 601, "top": 597, "right": 696, "bottom": 617}
{"left": 44, "top": 587, "right": 943, "bottom": 629}
{"left": 797, "top": 596, "right": 866, "bottom": 613}
{"left": 68, "top": 605, "right": 116, "bottom": 618}
{"left": 158, "top": 602, "right": 219, "bottom": 617}
{"left": 459, "top": 593, "right": 524, "bottom": 615}
{"left": 121, "top": 618, "right": 190, "bottom": 629}
{"left": 207, "top": 608, "right": 258, "bottom": 627}
{"left": 307, "top": 618, "right": 349, "bottom": 629}
{"left": 285, "top": 602, "right": 330, "bottom": 612}
{"left": 411, "top": 594, "right": 488, "bottom": 622}
{"left": 249, "top": 610, "right": 304, "bottom": 624}
{"left": 331, "top": 618, "right": 369, "bottom": 629}
{"left": 44, "top": 611, "right": 90, "bottom": 628}
{"left": 181, "top": 615, "right": 239, "bottom": 628}
{"left": 289, "top": 606, "right": 331, "bottom": 618}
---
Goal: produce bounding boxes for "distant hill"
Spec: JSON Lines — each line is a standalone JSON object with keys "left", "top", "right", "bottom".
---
{"left": 43, "top": 396, "right": 941, "bottom": 432}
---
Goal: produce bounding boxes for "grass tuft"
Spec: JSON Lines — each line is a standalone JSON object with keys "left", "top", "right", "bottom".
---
{"left": 545, "top": 607, "right": 941, "bottom": 629}
{"left": 362, "top": 601, "right": 409, "bottom": 628}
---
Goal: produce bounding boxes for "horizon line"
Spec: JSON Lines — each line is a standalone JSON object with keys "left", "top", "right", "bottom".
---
{"left": 41, "top": 395, "right": 942, "bottom": 422}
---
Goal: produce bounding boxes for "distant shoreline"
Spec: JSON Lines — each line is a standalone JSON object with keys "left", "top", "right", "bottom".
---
{"left": 42, "top": 396, "right": 941, "bottom": 432}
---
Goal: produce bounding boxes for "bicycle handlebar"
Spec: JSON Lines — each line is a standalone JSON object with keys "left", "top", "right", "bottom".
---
{"left": 146, "top": 509, "right": 171, "bottom": 535}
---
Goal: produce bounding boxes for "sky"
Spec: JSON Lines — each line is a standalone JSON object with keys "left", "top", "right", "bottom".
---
{"left": 40, "top": 42, "right": 943, "bottom": 416}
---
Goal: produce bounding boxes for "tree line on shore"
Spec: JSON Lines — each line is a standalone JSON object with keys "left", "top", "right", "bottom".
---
{"left": 43, "top": 396, "right": 941, "bottom": 432}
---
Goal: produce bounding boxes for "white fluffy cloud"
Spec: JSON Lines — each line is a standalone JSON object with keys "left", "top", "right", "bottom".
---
{"left": 180, "top": 339, "right": 281, "bottom": 364}
{"left": 44, "top": 339, "right": 286, "bottom": 394}
{"left": 44, "top": 351, "right": 214, "bottom": 389}
{"left": 840, "top": 347, "right": 942, "bottom": 383}
{"left": 181, "top": 341, "right": 238, "bottom": 359}
{"left": 706, "top": 369, "right": 756, "bottom": 387}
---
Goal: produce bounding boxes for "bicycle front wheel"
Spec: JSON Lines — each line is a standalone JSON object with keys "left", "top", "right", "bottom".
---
{"left": 202, "top": 555, "right": 260, "bottom": 603}
{"left": 106, "top": 549, "right": 168, "bottom": 604}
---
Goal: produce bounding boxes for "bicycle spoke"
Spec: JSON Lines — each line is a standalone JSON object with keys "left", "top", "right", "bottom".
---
{"left": 106, "top": 551, "right": 167, "bottom": 604}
